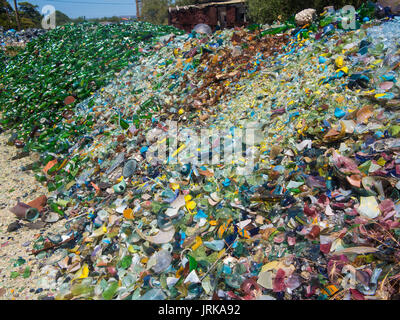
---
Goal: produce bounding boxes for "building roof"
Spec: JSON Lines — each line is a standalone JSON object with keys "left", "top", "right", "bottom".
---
{"left": 169, "top": 0, "right": 245, "bottom": 12}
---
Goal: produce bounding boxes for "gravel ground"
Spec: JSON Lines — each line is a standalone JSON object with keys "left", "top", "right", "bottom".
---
{"left": 0, "top": 131, "right": 64, "bottom": 300}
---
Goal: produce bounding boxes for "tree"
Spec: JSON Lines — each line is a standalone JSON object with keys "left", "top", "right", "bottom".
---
{"left": 173, "top": 0, "right": 199, "bottom": 5}
{"left": 87, "top": 16, "right": 125, "bottom": 23}
{"left": 0, "top": 0, "right": 15, "bottom": 29}
{"left": 19, "top": 16, "right": 35, "bottom": 28}
{"left": 246, "top": 0, "right": 292, "bottom": 24}
{"left": 246, "top": 0, "right": 366, "bottom": 25}
{"left": 173, "top": 0, "right": 215, "bottom": 4}
{"left": 71, "top": 16, "right": 85, "bottom": 24}
{"left": 141, "top": 0, "right": 170, "bottom": 25}
{"left": 0, "top": 1, "right": 71, "bottom": 30}
{"left": 18, "top": 1, "right": 41, "bottom": 28}
{"left": 0, "top": 0, "right": 13, "bottom": 14}
{"left": 56, "top": 10, "right": 72, "bottom": 26}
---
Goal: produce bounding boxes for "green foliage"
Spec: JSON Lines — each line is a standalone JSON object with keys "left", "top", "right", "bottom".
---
{"left": 55, "top": 10, "right": 72, "bottom": 26}
{"left": 173, "top": 0, "right": 201, "bottom": 5}
{"left": 88, "top": 16, "right": 127, "bottom": 23}
{"left": 19, "top": 16, "right": 36, "bottom": 28}
{"left": 71, "top": 16, "right": 85, "bottom": 24}
{"left": 69, "top": 16, "right": 130, "bottom": 25}
{"left": 246, "top": 0, "right": 292, "bottom": 24}
{"left": 0, "top": 0, "right": 15, "bottom": 29}
{"left": 142, "top": 0, "right": 170, "bottom": 25}
{"left": 0, "top": 1, "right": 72, "bottom": 29}
{"left": 18, "top": 1, "right": 42, "bottom": 28}
{"left": 246, "top": 0, "right": 366, "bottom": 24}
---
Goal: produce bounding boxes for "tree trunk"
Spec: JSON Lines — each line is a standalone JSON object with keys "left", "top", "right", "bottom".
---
{"left": 13, "top": 0, "right": 21, "bottom": 30}
{"left": 136, "top": 0, "right": 141, "bottom": 20}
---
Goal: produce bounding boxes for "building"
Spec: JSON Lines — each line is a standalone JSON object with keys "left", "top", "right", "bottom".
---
{"left": 168, "top": 0, "right": 246, "bottom": 33}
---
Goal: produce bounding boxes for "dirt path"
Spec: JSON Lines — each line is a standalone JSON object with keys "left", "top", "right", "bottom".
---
{"left": 0, "top": 131, "right": 63, "bottom": 300}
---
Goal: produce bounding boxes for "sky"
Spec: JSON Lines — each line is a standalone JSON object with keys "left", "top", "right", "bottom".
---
{"left": 7, "top": 0, "right": 137, "bottom": 19}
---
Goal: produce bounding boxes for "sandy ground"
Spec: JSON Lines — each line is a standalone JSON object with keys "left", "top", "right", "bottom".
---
{"left": 0, "top": 131, "right": 64, "bottom": 300}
